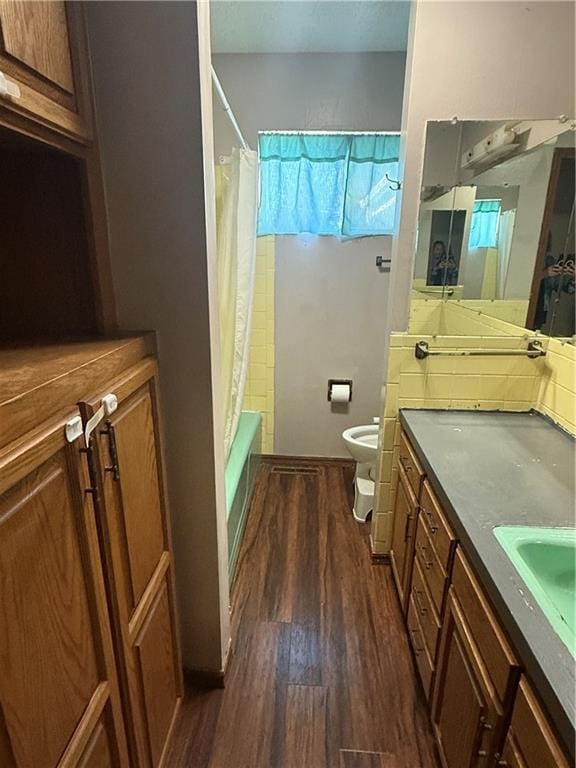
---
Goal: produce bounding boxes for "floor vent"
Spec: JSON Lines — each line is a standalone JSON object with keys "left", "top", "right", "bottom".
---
{"left": 270, "top": 465, "right": 320, "bottom": 476}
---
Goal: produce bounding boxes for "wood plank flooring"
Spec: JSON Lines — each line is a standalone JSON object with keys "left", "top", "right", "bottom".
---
{"left": 165, "top": 459, "right": 439, "bottom": 768}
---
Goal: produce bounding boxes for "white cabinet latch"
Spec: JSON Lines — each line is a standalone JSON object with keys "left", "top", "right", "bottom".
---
{"left": 0, "top": 71, "right": 21, "bottom": 99}
{"left": 84, "top": 393, "right": 118, "bottom": 447}
{"left": 65, "top": 416, "right": 84, "bottom": 443}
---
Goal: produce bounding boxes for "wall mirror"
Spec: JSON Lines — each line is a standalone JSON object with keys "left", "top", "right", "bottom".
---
{"left": 412, "top": 119, "right": 576, "bottom": 340}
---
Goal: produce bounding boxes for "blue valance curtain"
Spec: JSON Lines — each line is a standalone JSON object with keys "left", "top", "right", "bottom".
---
{"left": 257, "top": 133, "right": 400, "bottom": 237}
{"left": 468, "top": 199, "right": 501, "bottom": 249}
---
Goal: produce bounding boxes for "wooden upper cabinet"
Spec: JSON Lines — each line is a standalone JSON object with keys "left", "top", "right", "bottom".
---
{"left": 0, "top": 1, "right": 91, "bottom": 141}
{"left": 0, "top": 413, "right": 128, "bottom": 768}
{"left": 81, "top": 358, "right": 183, "bottom": 768}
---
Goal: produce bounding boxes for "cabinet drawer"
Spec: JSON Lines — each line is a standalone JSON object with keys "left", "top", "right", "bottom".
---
{"left": 411, "top": 554, "right": 441, "bottom": 660}
{"left": 407, "top": 593, "right": 434, "bottom": 699}
{"left": 415, "top": 515, "right": 447, "bottom": 617}
{"left": 419, "top": 480, "right": 456, "bottom": 570}
{"left": 452, "top": 548, "right": 519, "bottom": 706}
{"left": 399, "top": 431, "right": 425, "bottom": 499}
{"left": 505, "top": 677, "right": 569, "bottom": 768}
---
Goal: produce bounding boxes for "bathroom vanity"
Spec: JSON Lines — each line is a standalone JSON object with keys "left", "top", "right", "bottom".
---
{"left": 390, "top": 409, "right": 574, "bottom": 768}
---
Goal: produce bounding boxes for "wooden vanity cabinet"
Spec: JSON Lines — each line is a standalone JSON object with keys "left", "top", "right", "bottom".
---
{"left": 499, "top": 677, "right": 569, "bottom": 768}
{"left": 432, "top": 550, "right": 521, "bottom": 768}
{"left": 0, "top": 412, "right": 129, "bottom": 767}
{"left": 0, "top": 1, "right": 92, "bottom": 141}
{"left": 390, "top": 464, "right": 419, "bottom": 613}
{"left": 81, "top": 358, "right": 183, "bottom": 768}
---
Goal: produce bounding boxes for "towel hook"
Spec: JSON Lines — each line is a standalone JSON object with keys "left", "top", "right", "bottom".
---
{"left": 386, "top": 173, "right": 402, "bottom": 191}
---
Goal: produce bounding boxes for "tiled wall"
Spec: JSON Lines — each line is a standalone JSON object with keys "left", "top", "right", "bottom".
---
{"left": 372, "top": 304, "right": 575, "bottom": 554}
{"left": 537, "top": 337, "right": 576, "bottom": 434}
{"left": 243, "top": 236, "right": 275, "bottom": 453}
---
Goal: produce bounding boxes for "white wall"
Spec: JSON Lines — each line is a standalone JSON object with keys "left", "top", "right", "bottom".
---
{"left": 87, "top": 1, "right": 230, "bottom": 673}
{"left": 213, "top": 52, "right": 405, "bottom": 456}
{"left": 212, "top": 52, "right": 406, "bottom": 156}
{"left": 275, "top": 235, "right": 391, "bottom": 457}
{"left": 387, "top": 0, "right": 576, "bottom": 333}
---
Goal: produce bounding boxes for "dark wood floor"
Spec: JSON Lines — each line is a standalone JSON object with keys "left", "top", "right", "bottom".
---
{"left": 165, "top": 459, "right": 439, "bottom": 768}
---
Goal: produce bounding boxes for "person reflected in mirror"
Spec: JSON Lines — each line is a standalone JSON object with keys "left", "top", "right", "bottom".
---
{"left": 429, "top": 240, "right": 459, "bottom": 286}
{"left": 534, "top": 231, "right": 575, "bottom": 335}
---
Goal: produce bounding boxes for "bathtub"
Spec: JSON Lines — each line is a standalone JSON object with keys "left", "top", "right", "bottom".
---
{"left": 226, "top": 411, "right": 262, "bottom": 580}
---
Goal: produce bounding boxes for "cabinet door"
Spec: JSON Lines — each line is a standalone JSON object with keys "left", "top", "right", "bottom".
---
{"left": 501, "top": 677, "right": 569, "bottom": 768}
{"left": 390, "top": 465, "right": 417, "bottom": 613}
{"left": 0, "top": 413, "right": 128, "bottom": 768}
{"left": 0, "top": 1, "right": 91, "bottom": 140}
{"left": 81, "top": 359, "right": 183, "bottom": 768}
{"left": 432, "top": 590, "right": 501, "bottom": 768}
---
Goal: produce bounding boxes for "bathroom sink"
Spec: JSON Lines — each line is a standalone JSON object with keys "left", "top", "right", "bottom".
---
{"left": 494, "top": 526, "right": 576, "bottom": 656}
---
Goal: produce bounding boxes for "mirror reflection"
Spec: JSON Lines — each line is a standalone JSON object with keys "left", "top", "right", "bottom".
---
{"left": 413, "top": 120, "right": 576, "bottom": 338}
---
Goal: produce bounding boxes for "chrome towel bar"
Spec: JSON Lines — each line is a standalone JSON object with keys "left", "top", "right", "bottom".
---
{"left": 414, "top": 340, "right": 546, "bottom": 359}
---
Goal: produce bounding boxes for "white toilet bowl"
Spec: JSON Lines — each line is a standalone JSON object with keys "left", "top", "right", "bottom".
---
{"left": 342, "top": 424, "right": 379, "bottom": 522}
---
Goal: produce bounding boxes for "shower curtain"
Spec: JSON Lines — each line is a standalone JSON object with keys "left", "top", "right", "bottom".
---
{"left": 217, "top": 148, "right": 259, "bottom": 458}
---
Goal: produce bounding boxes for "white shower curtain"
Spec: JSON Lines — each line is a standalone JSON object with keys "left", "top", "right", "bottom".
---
{"left": 497, "top": 210, "right": 516, "bottom": 299}
{"left": 217, "top": 148, "right": 259, "bottom": 458}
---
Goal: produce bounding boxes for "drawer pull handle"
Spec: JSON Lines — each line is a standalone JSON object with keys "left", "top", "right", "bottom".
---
{"left": 101, "top": 420, "right": 121, "bottom": 481}
{"left": 409, "top": 627, "right": 424, "bottom": 655}
{"left": 419, "top": 544, "right": 433, "bottom": 570}
{"left": 403, "top": 512, "right": 413, "bottom": 542}
{"left": 423, "top": 509, "right": 438, "bottom": 533}
{"left": 413, "top": 589, "right": 427, "bottom": 616}
{"left": 399, "top": 456, "right": 412, "bottom": 472}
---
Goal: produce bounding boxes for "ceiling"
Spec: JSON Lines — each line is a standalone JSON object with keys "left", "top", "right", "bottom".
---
{"left": 211, "top": 1, "right": 411, "bottom": 54}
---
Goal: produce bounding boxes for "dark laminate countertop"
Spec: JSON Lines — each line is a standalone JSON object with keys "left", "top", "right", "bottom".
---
{"left": 399, "top": 409, "right": 575, "bottom": 757}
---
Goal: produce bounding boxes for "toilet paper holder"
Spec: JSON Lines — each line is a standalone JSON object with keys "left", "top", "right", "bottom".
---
{"left": 327, "top": 379, "right": 353, "bottom": 402}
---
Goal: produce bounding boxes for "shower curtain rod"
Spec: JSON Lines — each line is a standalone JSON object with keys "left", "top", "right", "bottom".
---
{"left": 211, "top": 66, "right": 250, "bottom": 151}
{"left": 259, "top": 130, "right": 401, "bottom": 136}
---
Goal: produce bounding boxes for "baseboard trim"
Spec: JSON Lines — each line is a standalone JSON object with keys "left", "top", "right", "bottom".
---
{"left": 262, "top": 454, "right": 354, "bottom": 467}
{"left": 183, "top": 667, "right": 225, "bottom": 689}
{"left": 370, "top": 533, "right": 390, "bottom": 562}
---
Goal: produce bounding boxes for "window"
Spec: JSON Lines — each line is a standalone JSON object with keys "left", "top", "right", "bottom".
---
{"left": 468, "top": 199, "right": 501, "bottom": 249}
{"left": 257, "top": 132, "right": 400, "bottom": 237}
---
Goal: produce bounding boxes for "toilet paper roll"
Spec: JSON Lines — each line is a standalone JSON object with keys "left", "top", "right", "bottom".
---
{"left": 330, "top": 383, "right": 351, "bottom": 403}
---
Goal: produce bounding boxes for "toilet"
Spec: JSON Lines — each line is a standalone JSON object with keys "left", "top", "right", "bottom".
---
{"left": 342, "top": 423, "right": 379, "bottom": 522}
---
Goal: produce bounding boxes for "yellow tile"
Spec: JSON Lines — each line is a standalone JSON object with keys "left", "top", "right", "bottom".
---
{"left": 251, "top": 396, "right": 267, "bottom": 411}
{"left": 377, "top": 451, "right": 394, "bottom": 484}
{"left": 266, "top": 390, "right": 274, "bottom": 412}
{"left": 381, "top": 418, "right": 396, "bottom": 451}
{"left": 250, "top": 379, "right": 266, "bottom": 397}
{"left": 251, "top": 329, "right": 266, "bottom": 347}
{"left": 253, "top": 293, "right": 266, "bottom": 313}
{"left": 374, "top": 482, "right": 391, "bottom": 514}
{"left": 383, "top": 384, "right": 399, "bottom": 418}
{"left": 450, "top": 376, "right": 483, "bottom": 400}
{"left": 372, "top": 512, "right": 393, "bottom": 548}
{"left": 252, "top": 311, "right": 266, "bottom": 330}
{"left": 449, "top": 399, "right": 481, "bottom": 410}
{"left": 250, "top": 346, "right": 266, "bottom": 364}
{"left": 266, "top": 345, "right": 275, "bottom": 367}
{"left": 505, "top": 376, "right": 537, "bottom": 403}
{"left": 250, "top": 363, "right": 266, "bottom": 380}
{"left": 479, "top": 376, "right": 508, "bottom": 400}
{"left": 399, "top": 373, "right": 427, "bottom": 399}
